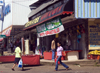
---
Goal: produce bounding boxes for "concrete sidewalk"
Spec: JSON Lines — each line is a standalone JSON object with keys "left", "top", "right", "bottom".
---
{"left": 40, "top": 59, "right": 100, "bottom": 67}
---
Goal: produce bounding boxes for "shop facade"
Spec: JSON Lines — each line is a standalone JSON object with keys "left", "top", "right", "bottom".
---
{"left": 0, "top": 25, "right": 24, "bottom": 53}
{"left": 75, "top": 0, "right": 100, "bottom": 60}
{"left": 23, "top": 0, "right": 89, "bottom": 60}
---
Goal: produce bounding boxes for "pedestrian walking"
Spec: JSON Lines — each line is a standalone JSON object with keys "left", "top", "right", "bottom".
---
{"left": 51, "top": 38, "right": 56, "bottom": 60}
{"left": 55, "top": 42, "right": 69, "bottom": 71}
{"left": 12, "top": 44, "right": 24, "bottom": 71}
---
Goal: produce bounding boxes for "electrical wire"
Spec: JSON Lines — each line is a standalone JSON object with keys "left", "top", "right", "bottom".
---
{"left": 12, "top": 1, "right": 29, "bottom": 8}
{"left": 6, "top": 0, "right": 36, "bottom": 3}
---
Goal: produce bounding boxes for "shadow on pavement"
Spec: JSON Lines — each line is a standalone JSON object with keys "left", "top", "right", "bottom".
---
{"left": 0, "top": 62, "right": 14, "bottom": 64}
{"left": 23, "top": 64, "right": 43, "bottom": 67}
{"left": 21, "top": 68, "right": 32, "bottom": 71}
{"left": 58, "top": 68, "right": 72, "bottom": 71}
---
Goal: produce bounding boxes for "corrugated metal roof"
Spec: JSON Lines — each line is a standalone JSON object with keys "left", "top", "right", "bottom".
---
{"left": 75, "top": 0, "right": 100, "bottom": 18}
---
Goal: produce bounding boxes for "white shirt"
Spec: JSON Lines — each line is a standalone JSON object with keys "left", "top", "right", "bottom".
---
{"left": 57, "top": 46, "right": 63, "bottom": 56}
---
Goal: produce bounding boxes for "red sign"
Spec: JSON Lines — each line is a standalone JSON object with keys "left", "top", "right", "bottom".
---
{"left": 0, "top": 26, "right": 12, "bottom": 41}
{"left": 40, "top": 5, "right": 63, "bottom": 21}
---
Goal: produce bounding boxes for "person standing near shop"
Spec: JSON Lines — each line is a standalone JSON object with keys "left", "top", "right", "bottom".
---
{"left": 12, "top": 44, "right": 24, "bottom": 71}
{"left": 51, "top": 38, "right": 56, "bottom": 60}
{"left": 55, "top": 42, "right": 69, "bottom": 71}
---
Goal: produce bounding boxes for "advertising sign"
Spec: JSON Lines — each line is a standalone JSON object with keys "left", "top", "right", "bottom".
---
{"left": 88, "top": 19, "right": 100, "bottom": 50}
{"left": 0, "top": 0, "right": 3, "bottom": 6}
{"left": 36, "top": 17, "right": 64, "bottom": 37}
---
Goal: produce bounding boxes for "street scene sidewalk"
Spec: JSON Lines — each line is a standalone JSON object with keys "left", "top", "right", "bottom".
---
{"left": 0, "top": 61, "right": 100, "bottom": 73}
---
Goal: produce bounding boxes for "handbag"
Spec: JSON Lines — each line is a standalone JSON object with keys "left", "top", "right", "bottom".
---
{"left": 18, "top": 59, "right": 23, "bottom": 68}
{"left": 55, "top": 57, "right": 60, "bottom": 64}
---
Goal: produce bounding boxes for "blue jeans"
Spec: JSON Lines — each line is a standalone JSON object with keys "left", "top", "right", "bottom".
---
{"left": 55, "top": 56, "right": 69, "bottom": 70}
{"left": 52, "top": 49, "right": 55, "bottom": 60}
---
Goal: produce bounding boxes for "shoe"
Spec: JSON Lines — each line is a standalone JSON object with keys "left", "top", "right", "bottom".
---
{"left": 54, "top": 70, "right": 58, "bottom": 71}
{"left": 12, "top": 68, "right": 15, "bottom": 71}
{"left": 22, "top": 69, "right": 25, "bottom": 71}
{"left": 66, "top": 67, "right": 69, "bottom": 70}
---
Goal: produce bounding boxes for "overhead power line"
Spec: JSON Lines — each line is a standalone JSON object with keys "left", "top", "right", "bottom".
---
{"left": 12, "top": 1, "right": 29, "bottom": 8}
{"left": 6, "top": 0, "right": 35, "bottom": 3}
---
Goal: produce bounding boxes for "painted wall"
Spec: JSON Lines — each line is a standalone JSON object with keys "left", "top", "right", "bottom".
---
{"left": 12, "top": 0, "right": 38, "bottom": 25}
{"left": 0, "top": 0, "right": 38, "bottom": 32}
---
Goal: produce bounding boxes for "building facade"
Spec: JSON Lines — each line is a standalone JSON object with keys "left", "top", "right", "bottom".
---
{"left": 23, "top": 0, "right": 89, "bottom": 60}
{"left": 0, "top": 0, "right": 38, "bottom": 53}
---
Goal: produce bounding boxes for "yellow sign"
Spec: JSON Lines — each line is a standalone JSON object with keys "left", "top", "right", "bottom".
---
{"left": 25, "top": 16, "right": 41, "bottom": 28}
{"left": 55, "top": 34, "right": 59, "bottom": 38}
{"left": 88, "top": 19, "right": 100, "bottom": 50}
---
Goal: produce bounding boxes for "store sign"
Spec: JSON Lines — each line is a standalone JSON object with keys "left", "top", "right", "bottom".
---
{"left": 0, "top": 0, "right": 3, "bottom": 6}
{"left": 24, "top": 5, "right": 64, "bottom": 29}
{"left": 0, "top": 35, "right": 6, "bottom": 38}
{"left": 2, "top": 27, "right": 12, "bottom": 36}
{"left": 0, "top": 4, "right": 11, "bottom": 19}
{"left": 25, "top": 16, "right": 41, "bottom": 28}
{"left": 24, "top": 0, "right": 73, "bottom": 30}
{"left": 89, "top": 19, "right": 100, "bottom": 50}
{"left": 36, "top": 18, "right": 64, "bottom": 37}
{"left": 40, "top": 5, "right": 63, "bottom": 21}
{"left": 31, "top": 0, "right": 69, "bottom": 19}
{"left": 4, "top": 4, "right": 11, "bottom": 16}
{"left": 0, "top": 26, "right": 12, "bottom": 41}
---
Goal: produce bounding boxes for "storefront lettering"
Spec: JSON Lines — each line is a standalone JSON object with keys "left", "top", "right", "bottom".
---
{"left": 39, "top": 28, "right": 60, "bottom": 37}
{"left": 25, "top": 16, "right": 41, "bottom": 27}
{"left": 89, "top": 23, "right": 100, "bottom": 48}
{"left": 40, "top": 5, "right": 63, "bottom": 21}
{"left": 31, "top": 0, "right": 69, "bottom": 20}
{"left": 37, "top": 18, "right": 64, "bottom": 37}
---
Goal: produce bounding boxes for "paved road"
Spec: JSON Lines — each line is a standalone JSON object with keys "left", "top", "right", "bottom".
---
{"left": 0, "top": 63, "right": 100, "bottom": 73}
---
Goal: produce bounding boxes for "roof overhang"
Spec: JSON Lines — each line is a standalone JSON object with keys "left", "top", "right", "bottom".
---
{"left": 24, "top": 0, "right": 73, "bottom": 30}
{"left": 28, "top": 0, "right": 59, "bottom": 18}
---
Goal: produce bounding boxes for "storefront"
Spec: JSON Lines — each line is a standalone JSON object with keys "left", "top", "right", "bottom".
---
{"left": 75, "top": 0, "right": 100, "bottom": 60}
{"left": 0, "top": 25, "right": 24, "bottom": 53}
{"left": 23, "top": 0, "right": 89, "bottom": 60}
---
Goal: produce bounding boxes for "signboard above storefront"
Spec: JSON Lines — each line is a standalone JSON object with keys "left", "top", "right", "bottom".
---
{"left": 36, "top": 17, "right": 64, "bottom": 37}
{"left": 75, "top": 0, "right": 100, "bottom": 18}
{"left": 0, "top": 26, "right": 12, "bottom": 41}
{"left": 0, "top": 4, "right": 11, "bottom": 19}
{"left": 88, "top": 19, "right": 100, "bottom": 50}
{"left": 24, "top": 0, "right": 73, "bottom": 30}
{"left": 0, "top": 0, "right": 3, "bottom": 6}
{"left": 0, "top": 35, "right": 6, "bottom": 38}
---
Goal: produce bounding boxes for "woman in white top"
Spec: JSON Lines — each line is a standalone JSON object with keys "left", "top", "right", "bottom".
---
{"left": 55, "top": 42, "right": 69, "bottom": 71}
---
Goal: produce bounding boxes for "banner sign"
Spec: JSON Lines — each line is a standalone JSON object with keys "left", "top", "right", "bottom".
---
{"left": 0, "top": 0, "right": 3, "bottom": 6}
{"left": 36, "top": 18, "right": 64, "bottom": 37}
{"left": 0, "top": 26, "right": 12, "bottom": 41}
{"left": 88, "top": 19, "right": 100, "bottom": 50}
